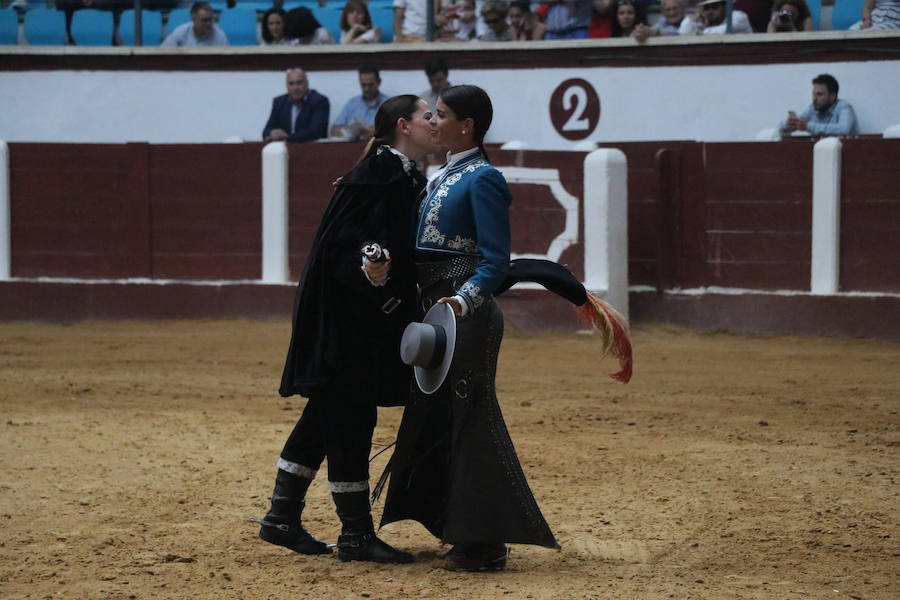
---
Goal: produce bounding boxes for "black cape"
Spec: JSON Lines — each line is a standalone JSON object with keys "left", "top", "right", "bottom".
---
{"left": 279, "top": 151, "right": 425, "bottom": 405}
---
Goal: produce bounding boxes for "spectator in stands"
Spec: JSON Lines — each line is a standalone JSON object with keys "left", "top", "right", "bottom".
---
{"left": 612, "top": 0, "right": 647, "bottom": 36}
{"left": 394, "top": 0, "right": 431, "bottom": 42}
{"left": 436, "top": 0, "right": 478, "bottom": 40}
{"left": 261, "top": 7, "right": 292, "bottom": 45}
{"left": 779, "top": 73, "right": 859, "bottom": 136}
{"left": 589, "top": 0, "right": 616, "bottom": 37}
{"left": 733, "top": 0, "right": 772, "bottom": 32}
{"left": 330, "top": 64, "right": 390, "bottom": 141}
{"left": 285, "top": 6, "right": 334, "bottom": 44}
{"left": 543, "top": 0, "right": 594, "bottom": 39}
{"left": 849, "top": 0, "right": 900, "bottom": 30}
{"left": 678, "top": 0, "right": 753, "bottom": 34}
{"left": 509, "top": 0, "right": 545, "bottom": 40}
{"left": 420, "top": 58, "right": 451, "bottom": 109}
{"left": 340, "top": 0, "right": 382, "bottom": 44}
{"left": 161, "top": 2, "right": 229, "bottom": 46}
{"left": 478, "top": 0, "right": 514, "bottom": 40}
{"left": 766, "top": 0, "right": 814, "bottom": 31}
{"left": 635, "top": 0, "right": 684, "bottom": 38}
{"left": 262, "top": 68, "right": 330, "bottom": 143}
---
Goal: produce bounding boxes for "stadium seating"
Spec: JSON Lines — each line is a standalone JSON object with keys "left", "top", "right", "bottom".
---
{"left": 0, "top": 8, "right": 19, "bottom": 45}
{"left": 806, "top": 0, "right": 822, "bottom": 29}
{"left": 23, "top": 7, "right": 66, "bottom": 45}
{"left": 370, "top": 0, "right": 395, "bottom": 43}
{"left": 163, "top": 7, "right": 192, "bottom": 39}
{"left": 831, "top": 0, "right": 865, "bottom": 29}
{"left": 218, "top": 6, "right": 259, "bottom": 45}
{"left": 312, "top": 4, "right": 342, "bottom": 43}
{"left": 118, "top": 9, "right": 164, "bottom": 46}
{"left": 70, "top": 8, "right": 114, "bottom": 46}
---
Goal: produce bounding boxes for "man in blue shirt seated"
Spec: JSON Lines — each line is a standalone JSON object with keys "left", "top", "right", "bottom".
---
{"left": 329, "top": 64, "right": 389, "bottom": 141}
{"left": 161, "top": 2, "right": 229, "bottom": 47}
{"left": 262, "top": 68, "right": 330, "bottom": 143}
{"left": 780, "top": 73, "right": 859, "bottom": 137}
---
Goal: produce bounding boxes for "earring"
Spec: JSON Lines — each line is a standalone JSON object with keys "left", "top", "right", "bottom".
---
{"left": 462, "top": 129, "right": 467, "bottom": 135}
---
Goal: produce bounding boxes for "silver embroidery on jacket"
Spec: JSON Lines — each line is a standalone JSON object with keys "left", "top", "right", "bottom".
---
{"left": 419, "top": 161, "right": 489, "bottom": 250}
{"left": 459, "top": 280, "right": 484, "bottom": 309}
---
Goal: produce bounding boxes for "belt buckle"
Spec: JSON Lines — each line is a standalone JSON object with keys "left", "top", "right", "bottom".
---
{"left": 381, "top": 297, "right": 402, "bottom": 314}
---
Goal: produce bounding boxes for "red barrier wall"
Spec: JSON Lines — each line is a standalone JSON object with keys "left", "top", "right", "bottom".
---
{"left": 839, "top": 138, "right": 900, "bottom": 293}
{"left": 9, "top": 139, "right": 899, "bottom": 291}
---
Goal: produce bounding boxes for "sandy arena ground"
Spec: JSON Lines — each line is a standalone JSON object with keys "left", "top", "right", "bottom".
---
{"left": 1, "top": 319, "right": 897, "bottom": 600}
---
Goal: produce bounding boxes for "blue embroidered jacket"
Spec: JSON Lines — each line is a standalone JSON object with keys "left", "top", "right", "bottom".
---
{"left": 415, "top": 151, "right": 512, "bottom": 314}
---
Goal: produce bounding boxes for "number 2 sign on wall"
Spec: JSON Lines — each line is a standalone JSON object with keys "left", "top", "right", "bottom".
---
{"left": 549, "top": 78, "right": 601, "bottom": 141}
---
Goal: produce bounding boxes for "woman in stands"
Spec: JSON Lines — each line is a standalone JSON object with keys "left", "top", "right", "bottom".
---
{"left": 285, "top": 5, "right": 334, "bottom": 44}
{"left": 612, "top": 0, "right": 648, "bottom": 37}
{"left": 260, "top": 7, "right": 291, "bottom": 45}
{"left": 254, "top": 95, "right": 440, "bottom": 564}
{"left": 378, "top": 85, "right": 560, "bottom": 572}
{"left": 339, "top": 0, "right": 382, "bottom": 43}
{"left": 766, "top": 0, "right": 814, "bottom": 31}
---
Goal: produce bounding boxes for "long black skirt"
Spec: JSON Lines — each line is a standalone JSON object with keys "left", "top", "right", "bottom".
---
{"left": 379, "top": 265, "right": 559, "bottom": 549}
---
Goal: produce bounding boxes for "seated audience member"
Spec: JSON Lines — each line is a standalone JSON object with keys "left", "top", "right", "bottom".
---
{"left": 679, "top": 0, "right": 753, "bottom": 34}
{"left": 544, "top": 0, "right": 594, "bottom": 39}
{"left": 340, "top": 0, "right": 382, "bottom": 43}
{"left": 330, "top": 64, "right": 389, "bottom": 141}
{"left": 161, "top": 2, "right": 229, "bottom": 46}
{"left": 507, "top": 0, "right": 543, "bottom": 39}
{"left": 734, "top": 0, "right": 772, "bottom": 32}
{"left": 478, "top": 0, "right": 514, "bottom": 40}
{"left": 612, "top": 0, "right": 648, "bottom": 36}
{"left": 420, "top": 58, "right": 451, "bottom": 109}
{"left": 589, "top": 0, "right": 615, "bottom": 36}
{"left": 779, "top": 73, "right": 859, "bottom": 136}
{"left": 261, "top": 7, "right": 292, "bottom": 45}
{"left": 262, "top": 68, "right": 330, "bottom": 143}
{"left": 435, "top": 0, "right": 477, "bottom": 40}
{"left": 394, "top": 0, "right": 430, "bottom": 42}
{"left": 285, "top": 6, "right": 334, "bottom": 44}
{"left": 849, "top": 0, "right": 900, "bottom": 30}
{"left": 648, "top": 0, "right": 685, "bottom": 35}
{"left": 766, "top": 0, "right": 814, "bottom": 31}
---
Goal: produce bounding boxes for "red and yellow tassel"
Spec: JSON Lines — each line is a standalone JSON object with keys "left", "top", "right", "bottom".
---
{"left": 575, "top": 292, "right": 633, "bottom": 383}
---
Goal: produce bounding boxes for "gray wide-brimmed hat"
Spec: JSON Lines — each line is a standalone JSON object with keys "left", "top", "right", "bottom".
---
{"left": 400, "top": 302, "right": 457, "bottom": 394}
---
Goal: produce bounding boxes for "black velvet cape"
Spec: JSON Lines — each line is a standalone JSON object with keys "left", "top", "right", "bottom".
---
{"left": 279, "top": 151, "right": 425, "bottom": 406}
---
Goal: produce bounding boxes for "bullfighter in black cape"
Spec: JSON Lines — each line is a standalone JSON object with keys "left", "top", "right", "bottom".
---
{"left": 253, "top": 95, "right": 439, "bottom": 564}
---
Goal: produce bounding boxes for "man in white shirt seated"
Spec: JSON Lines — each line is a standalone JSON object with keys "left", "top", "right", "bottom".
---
{"left": 161, "top": 2, "right": 229, "bottom": 47}
{"left": 679, "top": 0, "right": 753, "bottom": 35}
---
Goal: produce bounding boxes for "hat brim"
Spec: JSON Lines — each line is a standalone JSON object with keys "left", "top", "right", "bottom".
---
{"left": 414, "top": 303, "right": 457, "bottom": 394}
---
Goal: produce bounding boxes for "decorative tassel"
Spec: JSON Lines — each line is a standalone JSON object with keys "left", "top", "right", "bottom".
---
{"left": 370, "top": 443, "right": 395, "bottom": 504}
{"left": 574, "top": 292, "right": 633, "bottom": 383}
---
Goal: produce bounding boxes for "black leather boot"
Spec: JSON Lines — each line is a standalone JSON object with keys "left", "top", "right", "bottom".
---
{"left": 256, "top": 469, "right": 330, "bottom": 555}
{"left": 332, "top": 491, "right": 413, "bottom": 564}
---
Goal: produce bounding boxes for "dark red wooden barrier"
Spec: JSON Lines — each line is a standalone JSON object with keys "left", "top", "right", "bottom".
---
{"left": 839, "top": 138, "right": 900, "bottom": 293}
{"left": 6, "top": 139, "right": 898, "bottom": 294}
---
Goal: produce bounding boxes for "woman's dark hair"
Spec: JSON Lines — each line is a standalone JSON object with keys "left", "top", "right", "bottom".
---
{"left": 439, "top": 85, "right": 493, "bottom": 161}
{"left": 261, "top": 7, "right": 288, "bottom": 44}
{"left": 340, "top": 0, "right": 372, "bottom": 31}
{"left": 359, "top": 95, "right": 423, "bottom": 162}
{"left": 772, "top": 0, "right": 811, "bottom": 29}
{"left": 285, "top": 6, "right": 322, "bottom": 39}
{"left": 612, "top": 0, "right": 647, "bottom": 37}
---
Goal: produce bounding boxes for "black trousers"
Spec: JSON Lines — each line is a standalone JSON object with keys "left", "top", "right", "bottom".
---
{"left": 279, "top": 389, "right": 377, "bottom": 485}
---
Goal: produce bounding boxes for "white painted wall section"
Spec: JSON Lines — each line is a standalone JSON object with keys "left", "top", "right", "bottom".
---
{"left": 261, "top": 142, "right": 290, "bottom": 284}
{"left": 583, "top": 148, "right": 629, "bottom": 320}
{"left": 810, "top": 137, "right": 842, "bottom": 295}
